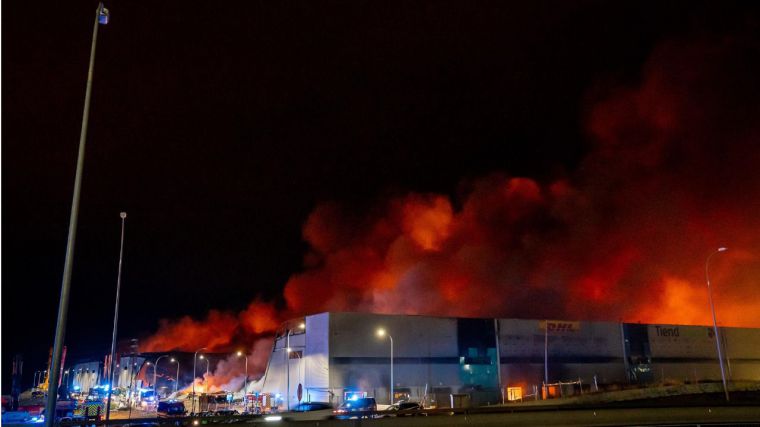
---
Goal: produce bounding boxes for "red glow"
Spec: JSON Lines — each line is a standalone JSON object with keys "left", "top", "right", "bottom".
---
{"left": 144, "top": 37, "right": 760, "bottom": 385}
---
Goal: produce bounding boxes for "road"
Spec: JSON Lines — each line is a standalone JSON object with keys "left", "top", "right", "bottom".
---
{"left": 267, "top": 406, "right": 760, "bottom": 426}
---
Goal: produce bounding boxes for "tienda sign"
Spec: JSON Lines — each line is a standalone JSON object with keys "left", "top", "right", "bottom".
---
{"left": 539, "top": 320, "right": 581, "bottom": 333}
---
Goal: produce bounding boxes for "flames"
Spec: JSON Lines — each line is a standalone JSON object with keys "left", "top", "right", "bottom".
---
{"left": 143, "top": 36, "right": 760, "bottom": 389}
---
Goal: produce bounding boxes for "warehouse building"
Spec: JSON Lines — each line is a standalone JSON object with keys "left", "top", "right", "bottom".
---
{"left": 251, "top": 312, "right": 760, "bottom": 408}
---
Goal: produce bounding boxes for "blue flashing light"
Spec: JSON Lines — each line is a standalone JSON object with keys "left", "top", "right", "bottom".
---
{"left": 73, "top": 386, "right": 81, "bottom": 391}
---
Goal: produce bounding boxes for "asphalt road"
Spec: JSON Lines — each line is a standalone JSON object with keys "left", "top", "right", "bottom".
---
{"left": 268, "top": 406, "right": 760, "bottom": 426}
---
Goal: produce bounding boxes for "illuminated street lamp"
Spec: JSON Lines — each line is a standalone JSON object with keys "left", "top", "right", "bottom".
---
{"left": 706, "top": 247, "right": 730, "bottom": 401}
{"left": 170, "top": 358, "right": 180, "bottom": 394}
{"left": 286, "top": 322, "right": 305, "bottom": 410}
{"left": 192, "top": 348, "right": 207, "bottom": 413}
{"left": 106, "top": 212, "right": 127, "bottom": 422}
{"left": 376, "top": 328, "right": 394, "bottom": 404}
{"left": 236, "top": 351, "right": 248, "bottom": 411}
{"left": 153, "top": 355, "right": 169, "bottom": 395}
{"left": 199, "top": 355, "right": 210, "bottom": 392}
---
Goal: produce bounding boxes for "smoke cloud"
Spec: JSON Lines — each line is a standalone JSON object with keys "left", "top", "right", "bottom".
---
{"left": 143, "top": 36, "right": 760, "bottom": 389}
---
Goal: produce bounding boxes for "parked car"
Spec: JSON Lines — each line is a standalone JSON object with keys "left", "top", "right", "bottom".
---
{"left": 284, "top": 402, "right": 334, "bottom": 421}
{"left": 385, "top": 401, "right": 426, "bottom": 416}
{"left": 157, "top": 401, "right": 186, "bottom": 418}
{"left": 333, "top": 397, "right": 377, "bottom": 419}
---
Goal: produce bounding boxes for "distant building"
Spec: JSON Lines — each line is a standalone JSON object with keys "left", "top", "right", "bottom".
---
{"left": 68, "top": 360, "right": 102, "bottom": 394}
{"left": 252, "top": 312, "right": 760, "bottom": 409}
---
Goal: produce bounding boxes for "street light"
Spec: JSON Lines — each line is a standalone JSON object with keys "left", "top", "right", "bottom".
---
{"left": 237, "top": 351, "right": 248, "bottom": 411}
{"left": 376, "top": 328, "right": 394, "bottom": 405}
{"left": 192, "top": 348, "right": 206, "bottom": 413}
{"left": 153, "top": 355, "right": 169, "bottom": 396}
{"left": 44, "top": 4, "right": 110, "bottom": 427}
{"left": 106, "top": 212, "right": 127, "bottom": 422}
{"left": 170, "top": 358, "right": 180, "bottom": 394}
{"left": 706, "top": 247, "right": 730, "bottom": 401}
{"left": 286, "top": 322, "right": 305, "bottom": 410}
{"left": 199, "top": 356, "right": 210, "bottom": 392}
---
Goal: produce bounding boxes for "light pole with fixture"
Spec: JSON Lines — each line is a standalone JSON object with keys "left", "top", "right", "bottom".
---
{"left": 192, "top": 348, "right": 206, "bottom": 413}
{"left": 44, "top": 4, "right": 110, "bottom": 426}
{"left": 236, "top": 351, "right": 248, "bottom": 411}
{"left": 106, "top": 212, "right": 127, "bottom": 421}
{"left": 706, "top": 247, "right": 730, "bottom": 401}
{"left": 199, "top": 355, "right": 210, "bottom": 393}
{"left": 285, "top": 322, "right": 305, "bottom": 410}
{"left": 376, "top": 328, "right": 394, "bottom": 405}
{"left": 170, "top": 358, "right": 180, "bottom": 394}
{"left": 153, "top": 355, "right": 169, "bottom": 397}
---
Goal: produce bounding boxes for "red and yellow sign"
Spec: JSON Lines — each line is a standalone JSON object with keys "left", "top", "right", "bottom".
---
{"left": 539, "top": 320, "right": 581, "bottom": 333}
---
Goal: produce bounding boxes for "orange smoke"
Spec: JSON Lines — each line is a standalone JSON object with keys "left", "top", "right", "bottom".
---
{"left": 143, "top": 35, "right": 760, "bottom": 385}
{"left": 142, "top": 310, "right": 239, "bottom": 352}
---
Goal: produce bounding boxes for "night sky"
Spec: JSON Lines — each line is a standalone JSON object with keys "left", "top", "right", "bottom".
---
{"left": 4, "top": 1, "right": 760, "bottom": 392}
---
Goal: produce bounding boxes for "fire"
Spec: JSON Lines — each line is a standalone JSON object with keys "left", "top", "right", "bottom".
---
{"left": 143, "top": 36, "right": 760, "bottom": 387}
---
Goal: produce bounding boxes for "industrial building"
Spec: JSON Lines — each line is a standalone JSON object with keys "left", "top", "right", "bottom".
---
{"left": 251, "top": 312, "right": 760, "bottom": 408}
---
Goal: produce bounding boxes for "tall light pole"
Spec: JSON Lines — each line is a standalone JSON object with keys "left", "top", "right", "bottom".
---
{"left": 376, "top": 328, "right": 394, "bottom": 405}
{"left": 706, "top": 247, "right": 730, "bottom": 401}
{"left": 544, "top": 320, "right": 549, "bottom": 399}
{"left": 153, "top": 356, "right": 168, "bottom": 395}
{"left": 192, "top": 348, "right": 206, "bottom": 414}
{"left": 236, "top": 351, "right": 248, "bottom": 411}
{"left": 105, "top": 212, "right": 127, "bottom": 422}
{"left": 170, "top": 358, "right": 180, "bottom": 394}
{"left": 44, "top": 4, "right": 109, "bottom": 426}
{"left": 200, "top": 356, "right": 210, "bottom": 392}
{"left": 285, "top": 322, "right": 305, "bottom": 410}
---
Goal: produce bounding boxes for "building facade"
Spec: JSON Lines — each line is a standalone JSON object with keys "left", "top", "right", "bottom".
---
{"left": 252, "top": 312, "right": 760, "bottom": 408}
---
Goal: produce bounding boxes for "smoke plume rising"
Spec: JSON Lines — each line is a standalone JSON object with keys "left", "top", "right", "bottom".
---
{"left": 143, "top": 36, "right": 760, "bottom": 388}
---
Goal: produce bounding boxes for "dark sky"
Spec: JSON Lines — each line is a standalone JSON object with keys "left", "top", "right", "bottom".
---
{"left": 3, "top": 1, "right": 759, "bottom": 392}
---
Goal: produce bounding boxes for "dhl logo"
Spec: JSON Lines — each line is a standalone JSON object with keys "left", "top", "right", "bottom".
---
{"left": 540, "top": 320, "right": 580, "bottom": 332}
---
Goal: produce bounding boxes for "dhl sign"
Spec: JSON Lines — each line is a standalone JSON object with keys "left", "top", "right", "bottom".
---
{"left": 539, "top": 320, "right": 581, "bottom": 333}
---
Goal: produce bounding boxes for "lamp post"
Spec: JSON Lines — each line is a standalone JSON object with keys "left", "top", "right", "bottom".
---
{"left": 105, "top": 212, "right": 127, "bottom": 422}
{"left": 170, "top": 358, "right": 180, "bottom": 394}
{"left": 706, "top": 247, "right": 730, "bottom": 401}
{"left": 544, "top": 320, "right": 549, "bottom": 399}
{"left": 291, "top": 351, "right": 302, "bottom": 404}
{"left": 285, "top": 322, "right": 305, "bottom": 410}
{"left": 236, "top": 351, "right": 248, "bottom": 411}
{"left": 199, "top": 356, "right": 210, "bottom": 393}
{"left": 153, "top": 356, "right": 169, "bottom": 396}
{"left": 192, "top": 348, "right": 206, "bottom": 414}
{"left": 44, "top": 4, "right": 109, "bottom": 426}
{"left": 376, "top": 328, "right": 394, "bottom": 405}
{"left": 33, "top": 371, "right": 39, "bottom": 390}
